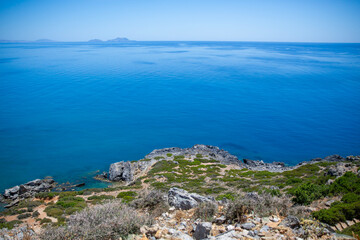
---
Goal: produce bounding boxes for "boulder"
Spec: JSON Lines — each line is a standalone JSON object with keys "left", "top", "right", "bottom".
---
{"left": 168, "top": 187, "right": 215, "bottom": 210}
{"left": 279, "top": 215, "right": 300, "bottom": 229}
{"left": 108, "top": 159, "right": 156, "bottom": 182}
{"left": 193, "top": 222, "right": 212, "bottom": 240}
{"left": 109, "top": 161, "right": 134, "bottom": 182}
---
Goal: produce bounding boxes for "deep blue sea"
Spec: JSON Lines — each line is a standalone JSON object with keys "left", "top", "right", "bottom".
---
{"left": 0, "top": 41, "right": 360, "bottom": 193}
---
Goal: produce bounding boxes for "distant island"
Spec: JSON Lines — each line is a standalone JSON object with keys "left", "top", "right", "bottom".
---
{"left": 0, "top": 37, "right": 134, "bottom": 43}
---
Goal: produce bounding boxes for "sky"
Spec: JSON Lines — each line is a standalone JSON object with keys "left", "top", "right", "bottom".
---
{"left": 0, "top": 0, "right": 360, "bottom": 42}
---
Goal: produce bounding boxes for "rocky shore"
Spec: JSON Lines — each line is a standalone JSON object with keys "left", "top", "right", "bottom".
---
{"left": 104, "top": 144, "right": 357, "bottom": 185}
{"left": 0, "top": 144, "right": 359, "bottom": 240}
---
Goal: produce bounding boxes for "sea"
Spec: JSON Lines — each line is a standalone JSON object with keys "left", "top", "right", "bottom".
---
{"left": 0, "top": 41, "right": 359, "bottom": 193}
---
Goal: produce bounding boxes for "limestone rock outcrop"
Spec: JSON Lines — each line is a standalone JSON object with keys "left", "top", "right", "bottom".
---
{"left": 168, "top": 187, "right": 215, "bottom": 210}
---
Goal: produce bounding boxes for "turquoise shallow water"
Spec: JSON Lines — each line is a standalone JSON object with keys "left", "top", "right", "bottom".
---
{"left": 0, "top": 41, "right": 359, "bottom": 192}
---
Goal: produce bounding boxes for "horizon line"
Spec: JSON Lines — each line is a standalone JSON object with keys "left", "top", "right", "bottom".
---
{"left": 1, "top": 39, "right": 360, "bottom": 44}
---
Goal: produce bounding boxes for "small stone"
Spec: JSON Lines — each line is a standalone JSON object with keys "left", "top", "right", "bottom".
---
{"left": 241, "top": 222, "right": 255, "bottom": 230}
{"left": 214, "top": 216, "right": 226, "bottom": 224}
{"left": 270, "top": 216, "right": 279, "bottom": 222}
{"left": 193, "top": 222, "right": 212, "bottom": 240}
{"left": 260, "top": 225, "right": 270, "bottom": 233}
{"left": 154, "top": 230, "right": 162, "bottom": 239}
{"left": 226, "top": 225, "right": 234, "bottom": 231}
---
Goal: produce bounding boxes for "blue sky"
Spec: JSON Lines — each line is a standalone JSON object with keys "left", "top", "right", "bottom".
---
{"left": 0, "top": 0, "right": 359, "bottom": 42}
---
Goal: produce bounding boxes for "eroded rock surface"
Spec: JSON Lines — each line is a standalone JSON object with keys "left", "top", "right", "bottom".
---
{"left": 168, "top": 187, "right": 215, "bottom": 210}
{"left": 1, "top": 178, "right": 55, "bottom": 207}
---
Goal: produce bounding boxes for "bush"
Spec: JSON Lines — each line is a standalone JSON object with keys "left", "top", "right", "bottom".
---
{"left": 341, "top": 222, "right": 360, "bottom": 237}
{"left": 329, "top": 172, "right": 360, "bottom": 195}
{"left": 193, "top": 202, "right": 218, "bottom": 221}
{"left": 342, "top": 193, "right": 360, "bottom": 203}
{"left": 17, "top": 213, "right": 31, "bottom": 219}
{"left": 32, "top": 211, "right": 40, "bottom": 218}
{"left": 226, "top": 192, "right": 292, "bottom": 220}
{"left": 291, "top": 182, "right": 328, "bottom": 205}
{"left": 40, "top": 218, "right": 52, "bottom": 225}
{"left": 225, "top": 199, "right": 248, "bottom": 223}
{"left": 131, "top": 190, "right": 169, "bottom": 217}
{"left": 35, "top": 192, "right": 58, "bottom": 200}
{"left": 117, "top": 191, "right": 138, "bottom": 203}
{"left": 39, "top": 201, "right": 152, "bottom": 240}
{"left": 56, "top": 196, "right": 86, "bottom": 208}
{"left": 0, "top": 220, "right": 22, "bottom": 230}
{"left": 18, "top": 200, "right": 42, "bottom": 208}
{"left": 216, "top": 193, "right": 235, "bottom": 201}
{"left": 312, "top": 201, "right": 360, "bottom": 225}
{"left": 87, "top": 195, "right": 115, "bottom": 204}
{"left": 44, "top": 205, "right": 64, "bottom": 218}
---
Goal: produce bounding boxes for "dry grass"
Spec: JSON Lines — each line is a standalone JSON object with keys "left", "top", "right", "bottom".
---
{"left": 39, "top": 201, "right": 152, "bottom": 240}
{"left": 130, "top": 190, "right": 169, "bottom": 217}
{"left": 193, "top": 202, "right": 218, "bottom": 221}
{"left": 225, "top": 192, "right": 299, "bottom": 221}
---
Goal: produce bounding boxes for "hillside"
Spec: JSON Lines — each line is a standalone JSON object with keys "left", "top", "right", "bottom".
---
{"left": 0, "top": 145, "right": 359, "bottom": 240}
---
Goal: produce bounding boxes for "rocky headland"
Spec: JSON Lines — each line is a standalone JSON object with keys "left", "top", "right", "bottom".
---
{"left": 0, "top": 145, "right": 359, "bottom": 240}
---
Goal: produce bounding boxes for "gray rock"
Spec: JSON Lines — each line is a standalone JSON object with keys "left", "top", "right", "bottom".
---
{"left": 2, "top": 178, "right": 55, "bottom": 203}
{"left": 279, "top": 215, "right": 300, "bottom": 229}
{"left": 226, "top": 225, "right": 234, "bottom": 231}
{"left": 214, "top": 216, "right": 226, "bottom": 224}
{"left": 168, "top": 187, "right": 215, "bottom": 210}
{"left": 108, "top": 159, "right": 156, "bottom": 182}
{"left": 323, "top": 154, "right": 345, "bottom": 162}
{"left": 325, "top": 200, "right": 335, "bottom": 207}
{"left": 193, "top": 222, "right": 212, "bottom": 240}
{"left": 327, "top": 163, "right": 347, "bottom": 177}
{"left": 241, "top": 222, "right": 255, "bottom": 230}
{"left": 109, "top": 161, "right": 134, "bottom": 182}
{"left": 242, "top": 159, "right": 291, "bottom": 172}
{"left": 215, "top": 230, "right": 242, "bottom": 240}
{"left": 260, "top": 225, "right": 270, "bottom": 233}
{"left": 146, "top": 144, "right": 240, "bottom": 166}
{"left": 171, "top": 230, "right": 194, "bottom": 240}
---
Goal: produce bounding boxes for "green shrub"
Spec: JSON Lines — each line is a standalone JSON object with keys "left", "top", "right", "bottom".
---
{"left": 342, "top": 193, "right": 360, "bottom": 203}
{"left": 18, "top": 200, "right": 42, "bottom": 208}
{"left": 329, "top": 172, "right": 360, "bottom": 195}
{"left": 40, "top": 218, "right": 52, "bottom": 224}
{"left": 341, "top": 222, "right": 360, "bottom": 237}
{"left": 35, "top": 192, "right": 58, "bottom": 199}
{"left": 216, "top": 193, "right": 235, "bottom": 201}
{"left": 166, "top": 153, "right": 172, "bottom": 157}
{"left": 312, "top": 201, "right": 360, "bottom": 225}
{"left": 0, "top": 220, "right": 22, "bottom": 230}
{"left": 291, "top": 182, "right": 328, "bottom": 205}
{"left": 154, "top": 156, "right": 164, "bottom": 160}
{"left": 32, "top": 211, "right": 40, "bottom": 218}
{"left": 44, "top": 205, "right": 64, "bottom": 218}
{"left": 17, "top": 213, "right": 31, "bottom": 219}
{"left": 117, "top": 191, "right": 138, "bottom": 202}
{"left": 88, "top": 194, "right": 115, "bottom": 203}
{"left": 56, "top": 196, "right": 87, "bottom": 209}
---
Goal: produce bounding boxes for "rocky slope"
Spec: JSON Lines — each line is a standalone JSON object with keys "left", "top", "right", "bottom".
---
{"left": 0, "top": 145, "right": 359, "bottom": 240}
